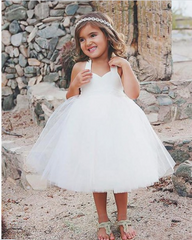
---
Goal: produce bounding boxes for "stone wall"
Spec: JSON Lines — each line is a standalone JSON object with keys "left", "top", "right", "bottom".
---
{"left": 2, "top": 0, "right": 94, "bottom": 111}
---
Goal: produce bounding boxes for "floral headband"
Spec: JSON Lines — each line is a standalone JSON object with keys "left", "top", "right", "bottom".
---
{"left": 75, "top": 17, "right": 113, "bottom": 30}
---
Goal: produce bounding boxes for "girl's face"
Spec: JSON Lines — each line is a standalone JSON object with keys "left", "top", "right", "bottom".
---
{"left": 78, "top": 24, "right": 109, "bottom": 60}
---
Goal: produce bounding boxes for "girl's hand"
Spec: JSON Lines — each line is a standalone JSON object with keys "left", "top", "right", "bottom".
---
{"left": 108, "top": 56, "right": 130, "bottom": 69}
{"left": 71, "top": 69, "right": 92, "bottom": 89}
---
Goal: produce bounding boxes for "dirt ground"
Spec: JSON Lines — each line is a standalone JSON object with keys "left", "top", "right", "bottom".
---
{"left": 2, "top": 32, "right": 192, "bottom": 240}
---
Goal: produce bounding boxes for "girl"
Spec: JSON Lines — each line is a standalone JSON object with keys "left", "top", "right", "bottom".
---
{"left": 27, "top": 12, "right": 175, "bottom": 240}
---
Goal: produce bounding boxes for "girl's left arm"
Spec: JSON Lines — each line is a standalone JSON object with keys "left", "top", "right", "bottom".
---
{"left": 109, "top": 57, "right": 140, "bottom": 99}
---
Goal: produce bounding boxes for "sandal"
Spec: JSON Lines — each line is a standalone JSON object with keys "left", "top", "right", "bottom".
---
{"left": 117, "top": 220, "right": 136, "bottom": 239}
{"left": 98, "top": 221, "right": 114, "bottom": 239}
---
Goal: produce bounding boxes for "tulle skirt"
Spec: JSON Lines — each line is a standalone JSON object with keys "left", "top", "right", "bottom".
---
{"left": 27, "top": 93, "right": 175, "bottom": 193}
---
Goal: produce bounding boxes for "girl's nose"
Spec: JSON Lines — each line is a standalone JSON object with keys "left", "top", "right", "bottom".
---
{"left": 86, "top": 39, "right": 92, "bottom": 46}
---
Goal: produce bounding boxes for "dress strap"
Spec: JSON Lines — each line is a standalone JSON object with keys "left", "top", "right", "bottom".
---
{"left": 85, "top": 60, "right": 91, "bottom": 70}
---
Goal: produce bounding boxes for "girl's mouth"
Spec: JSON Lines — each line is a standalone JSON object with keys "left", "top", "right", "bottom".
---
{"left": 88, "top": 46, "right": 97, "bottom": 53}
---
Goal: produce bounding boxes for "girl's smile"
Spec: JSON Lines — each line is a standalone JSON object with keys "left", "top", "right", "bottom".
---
{"left": 79, "top": 24, "right": 109, "bottom": 60}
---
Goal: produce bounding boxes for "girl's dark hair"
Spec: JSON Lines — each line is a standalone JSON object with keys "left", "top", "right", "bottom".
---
{"left": 75, "top": 12, "right": 127, "bottom": 62}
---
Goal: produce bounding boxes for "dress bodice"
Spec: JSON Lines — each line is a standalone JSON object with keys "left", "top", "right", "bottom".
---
{"left": 80, "top": 60, "right": 125, "bottom": 97}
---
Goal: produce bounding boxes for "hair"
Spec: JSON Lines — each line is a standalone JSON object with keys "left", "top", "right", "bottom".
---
{"left": 75, "top": 12, "right": 127, "bottom": 62}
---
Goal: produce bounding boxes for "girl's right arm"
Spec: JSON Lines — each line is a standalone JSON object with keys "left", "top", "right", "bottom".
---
{"left": 66, "top": 62, "right": 92, "bottom": 99}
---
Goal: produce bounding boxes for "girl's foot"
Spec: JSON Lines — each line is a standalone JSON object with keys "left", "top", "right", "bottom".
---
{"left": 117, "top": 220, "right": 136, "bottom": 240}
{"left": 98, "top": 221, "right": 115, "bottom": 240}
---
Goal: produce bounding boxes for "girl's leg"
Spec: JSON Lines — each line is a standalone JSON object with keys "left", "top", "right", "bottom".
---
{"left": 114, "top": 193, "right": 136, "bottom": 240}
{"left": 93, "top": 192, "right": 115, "bottom": 240}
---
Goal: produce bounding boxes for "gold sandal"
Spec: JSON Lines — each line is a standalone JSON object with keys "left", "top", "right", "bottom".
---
{"left": 117, "top": 220, "right": 136, "bottom": 239}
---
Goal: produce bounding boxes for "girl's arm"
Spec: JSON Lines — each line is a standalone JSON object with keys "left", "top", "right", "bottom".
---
{"left": 66, "top": 62, "right": 92, "bottom": 99}
{"left": 109, "top": 57, "right": 140, "bottom": 99}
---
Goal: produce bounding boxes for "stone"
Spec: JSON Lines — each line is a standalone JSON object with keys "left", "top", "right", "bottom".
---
{"left": 13, "top": 48, "right": 19, "bottom": 57}
{"left": 37, "top": 25, "right": 65, "bottom": 39}
{"left": 28, "top": 77, "right": 37, "bottom": 86}
{"left": 27, "top": 26, "right": 38, "bottom": 43}
{"left": 44, "top": 72, "right": 59, "bottom": 82}
{"left": 138, "top": 90, "right": 157, "bottom": 106}
{"left": 172, "top": 160, "right": 192, "bottom": 198}
{"left": 65, "top": 3, "right": 78, "bottom": 16}
{"left": 2, "top": 30, "right": 11, "bottom": 45}
{"left": 24, "top": 66, "right": 39, "bottom": 75}
{"left": 174, "top": 98, "right": 187, "bottom": 106}
{"left": 15, "top": 64, "right": 24, "bottom": 76}
{"left": 169, "top": 90, "right": 177, "bottom": 99}
{"left": 11, "top": 33, "right": 23, "bottom": 47}
{"left": 5, "top": 67, "right": 16, "bottom": 74}
{"left": 2, "top": 94, "right": 14, "bottom": 111}
{"left": 158, "top": 106, "right": 171, "bottom": 122}
{"left": 9, "top": 20, "right": 21, "bottom": 34}
{"left": 2, "top": 53, "right": 9, "bottom": 69}
{"left": 170, "top": 150, "right": 190, "bottom": 164}
{"left": 5, "top": 46, "right": 14, "bottom": 57}
{"left": 63, "top": 17, "right": 70, "bottom": 27}
{"left": 50, "top": 50, "right": 59, "bottom": 62}
{"left": 35, "top": 37, "right": 49, "bottom": 49}
{"left": 19, "top": 54, "right": 27, "bottom": 67}
{"left": 9, "top": 79, "right": 18, "bottom": 89}
{"left": 35, "top": 3, "right": 50, "bottom": 20}
{"left": 157, "top": 95, "right": 173, "bottom": 106}
{"left": 16, "top": 77, "right": 26, "bottom": 89}
{"left": 13, "top": 94, "right": 29, "bottom": 112}
{"left": 42, "top": 17, "right": 63, "bottom": 23}
{"left": 25, "top": 26, "right": 34, "bottom": 33}
{"left": 77, "top": 6, "right": 93, "bottom": 14}
{"left": 185, "top": 103, "right": 192, "bottom": 119}
{"left": 50, "top": 9, "right": 65, "bottom": 17}
{"left": 19, "top": 45, "right": 28, "bottom": 58}
{"left": 33, "top": 42, "right": 41, "bottom": 52}
{"left": 27, "top": 9, "right": 34, "bottom": 19}
{"left": 2, "top": 73, "right": 8, "bottom": 87}
{"left": 146, "top": 84, "right": 161, "bottom": 94}
{"left": 28, "top": 58, "right": 41, "bottom": 66}
{"left": 28, "top": 0, "right": 38, "bottom": 10}
{"left": 146, "top": 112, "right": 158, "bottom": 124}
{"left": 2, "top": 86, "right": 13, "bottom": 96}
{"left": 6, "top": 74, "right": 16, "bottom": 79}
{"left": 177, "top": 87, "right": 191, "bottom": 99}
{"left": 56, "top": 34, "right": 71, "bottom": 49}
{"left": 47, "top": 37, "right": 59, "bottom": 59}
{"left": 36, "top": 75, "right": 43, "bottom": 85}
{"left": 2, "top": 22, "right": 10, "bottom": 31}
{"left": 5, "top": 6, "right": 27, "bottom": 21}
{"left": 26, "top": 174, "right": 48, "bottom": 190}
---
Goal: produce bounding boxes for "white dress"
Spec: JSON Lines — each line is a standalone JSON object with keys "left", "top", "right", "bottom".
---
{"left": 27, "top": 60, "right": 175, "bottom": 193}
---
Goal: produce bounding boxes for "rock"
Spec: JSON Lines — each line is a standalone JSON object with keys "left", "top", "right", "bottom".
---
{"left": 2, "top": 53, "right": 9, "bottom": 70}
{"left": 28, "top": 77, "right": 37, "bottom": 86}
{"left": 77, "top": 6, "right": 93, "bottom": 15}
{"left": 13, "top": 48, "right": 19, "bottom": 57}
{"left": 56, "top": 34, "right": 71, "bottom": 49}
{"left": 42, "top": 17, "right": 63, "bottom": 23}
{"left": 170, "top": 150, "right": 190, "bottom": 164}
{"left": 26, "top": 174, "right": 48, "bottom": 190}
{"left": 169, "top": 90, "right": 177, "bottom": 99}
{"left": 2, "top": 94, "right": 14, "bottom": 110}
{"left": 37, "top": 25, "right": 65, "bottom": 39}
{"left": 47, "top": 37, "right": 59, "bottom": 59}
{"left": 28, "top": 0, "right": 38, "bottom": 10}
{"left": 5, "top": 45, "right": 14, "bottom": 57}
{"left": 146, "top": 112, "right": 158, "bottom": 123}
{"left": 15, "top": 64, "right": 24, "bottom": 76}
{"left": 44, "top": 72, "right": 59, "bottom": 82}
{"left": 2, "top": 86, "right": 13, "bottom": 96}
{"left": 35, "top": 3, "right": 50, "bottom": 20}
{"left": 11, "top": 33, "right": 23, "bottom": 47}
{"left": 35, "top": 37, "right": 49, "bottom": 49}
{"left": 6, "top": 74, "right": 16, "bottom": 79}
{"left": 19, "top": 45, "right": 28, "bottom": 58}
{"left": 172, "top": 160, "right": 192, "bottom": 198}
{"left": 50, "top": 50, "right": 59, "bottom": 62}
{"left": 9, "top": 20, "right": 21, "bottom": 34}
{"left": 65, "top": 3, "right": 78, "bottom": 16}
{"left": 19, "top": 54, "right": 27, "bottom": 67}
{"left": 25, "top": 26, "right": 34, "bottom": 33}
{"left": 185, "top": 103, "right": 192, "bottom": 119}
{"left": 16, "top": 77, "right": 26, "bottom": 89}
{"left": 177, "top": 87, "right": 191, "bottom": 99}
{"left": 24, "top": 66, "right": 39, "bottom": 75}
{"left": 63, "top": 17, "right": 70, "bottom": 27}
{"left": 5, "top": 6, "right": 27, "bottom": 21}
{"left": 9, "top": 79, "right": 18, "bottom": 89}
{"left": 2, "top": 22, "right": 10, "bottom": 31}
{"left": 2, "top": 73, "right": 8, "bottom": 87}
{"left": 2, "top": 30, "right": 11, "bottom": 45}
{"left": 28, "top": 58, "right": 41, "bottom": 66}
{"left": 138, "top": 90, "right": 157, "bottom": 106}
{"left": 5, "top": 67, "right": 16, "bottom": 74}
{"left": 50, "top": 9, "right": 65, "bottom": 17}
{"left": 27, "top": 9, "right": 34, "bottom": 19}
{"left": 27, "top": 26, "right": 38, "bottom": 43}
{"left": 146, "top": 84, "right": 161, "bottom": 94}
{"left": 157, "top": 95, "right": 173, "bottom": 106}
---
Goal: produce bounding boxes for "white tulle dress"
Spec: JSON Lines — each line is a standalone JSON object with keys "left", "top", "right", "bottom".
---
{"left": 27, "top": 60, "right": 175, "bottom": 193}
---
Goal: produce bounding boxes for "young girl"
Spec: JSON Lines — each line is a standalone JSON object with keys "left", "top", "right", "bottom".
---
{"left": 27, "top": 12, "right": 175, "bottom": 240}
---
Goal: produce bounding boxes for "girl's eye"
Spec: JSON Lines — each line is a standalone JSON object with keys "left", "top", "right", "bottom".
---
{"left": 91, "top": 34, "right": 96, "bottom": 38}
{"left": 79, "top": 38, "right": 84, "bottom": 43}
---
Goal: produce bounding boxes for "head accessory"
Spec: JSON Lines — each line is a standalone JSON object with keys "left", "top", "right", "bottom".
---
{"left": 75, "top": 17, "right": 113, "bottom": 30}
